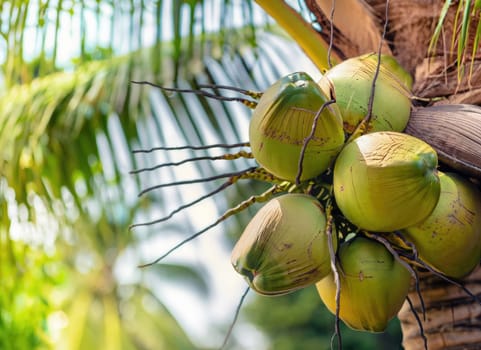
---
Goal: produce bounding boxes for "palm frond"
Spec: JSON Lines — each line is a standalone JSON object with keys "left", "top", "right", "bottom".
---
{"left": 0, "top": 0, "right": 263, "bottom": 87}
{"left": 469, "top": 1, "right": 481, "bottom": 81}
{"left": 256, "top": 0, "right": 335, "bottom": 70}
{"left": 428, "top": 0, "right": 452, "bottom": 56}
{"left": 0, "top": 2, "right": 324, "bottom": 348}
{"left": 426, "top": 0, "right": 481, "bottom": 84}
{"left": 1, "top": 25, "right": 314, "bottom": 229}
{"left": 57, "top": 277, "right": 198, "bottom": 350}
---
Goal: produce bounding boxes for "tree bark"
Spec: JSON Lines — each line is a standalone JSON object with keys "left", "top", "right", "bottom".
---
{"left": 307, "top": 0, "right": 481, "bottom": 104}
{"left": 398, "top": 265, "right": 481, "bottom": 350}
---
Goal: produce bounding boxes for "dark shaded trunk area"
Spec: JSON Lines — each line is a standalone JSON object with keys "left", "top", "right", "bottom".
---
{"left": 398, "top": 265, "right": 481, "bottom": 350}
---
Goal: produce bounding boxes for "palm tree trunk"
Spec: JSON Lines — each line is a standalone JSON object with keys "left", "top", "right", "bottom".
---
{"left": 398, "top": 265, "right": 481, "bottom": 350}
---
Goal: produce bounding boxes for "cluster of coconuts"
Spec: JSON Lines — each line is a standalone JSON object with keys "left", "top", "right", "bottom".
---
{"left": 231, "top": 53, "right": 481, "bottom": 332}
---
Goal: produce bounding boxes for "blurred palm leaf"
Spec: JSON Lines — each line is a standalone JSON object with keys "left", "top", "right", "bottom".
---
{"left": 0, "top": 0, "right": 262, "bottom": 86}
{"left": 0, "top": 0, "right": 319, "bottom": 348}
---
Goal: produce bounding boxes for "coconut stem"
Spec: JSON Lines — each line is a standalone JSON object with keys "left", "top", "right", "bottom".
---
{"left": 219, "top": 286, "right": 250, "bottom": 350}
{"left": 197, "top": 83, "right": 263, "bottom": 100}
{"left": 129, "top": 180, "right": 234, "bottom": 229}
{"left": 393, "top": 231, "right": 481, "bottom": 306}
{"left": 327, "top": 0, "right": 336, "bottom": 69}
{"left": 132, "top": 142, "right": 250, "bottom": 153}
{"left": 359, "top": 231, "right": 430, "bottom": 348}
{"left": 131, "top": 80, "right": 258, "bottom": 108}
{"left": 364, "top": 232, "right": 427, "bottom": 319}
{"left": 346, "top": 0, "right": 391, "bottom": 143}
{"left": 325, "top": 201, "right": 342, "bottom": 350}
{"left": 392, "top": 231, "right": 427, "bottom": 320}
{"left": 405, "top": 295, "right": 429, "bottom": 350}
{"left": 137, "top": 183, "right": 286, "bottom": 267}
{"left": 295, "top": 99, "right": 336, "bottom": 186}
{"left": 130, "top": 150, "right": 254, "bottom": 174}
{"left": 136, "top": 166, "right": 257, "bottom": 197}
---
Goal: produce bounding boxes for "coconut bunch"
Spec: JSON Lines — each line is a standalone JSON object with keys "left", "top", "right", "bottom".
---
{"left": 231, "top": 52, "right": 481, "bottom": 333}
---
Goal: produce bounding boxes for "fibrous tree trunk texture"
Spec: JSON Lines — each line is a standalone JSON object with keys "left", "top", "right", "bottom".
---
{"left": 398, "top": 265, "right": 481, "bottom": 350}
{"left": 306, "top": 0, "right": 481, "bottom": 104}
{"left": 304, "top": 1, "right": 481, "bottom": 349}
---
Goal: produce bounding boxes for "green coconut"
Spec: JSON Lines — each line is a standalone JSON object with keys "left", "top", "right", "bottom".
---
{"left": 403, "top": 172, "right": 481, "bottom": 278}
{"left": 249, "top": 72, "right": 345, "bottom": 182}
{"left": 316, "top": 236, "right": 411, "bottom": 332}
{"left": 333, "top": 131, "right": 440, "bottom": 232}
{"left": 318, "top": 53, "right": 412, "bottom": 134}
{"left": 374, "top": 54, "right": 413, "bottom": 89}
{"left": 231, "top": 193, "right": 336, "bottom": 296}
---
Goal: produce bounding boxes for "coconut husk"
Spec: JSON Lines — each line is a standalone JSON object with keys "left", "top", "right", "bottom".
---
{"left": 406, "top": 104, "right": 481, "bottom": 179}
{"left": 306, "top": 0, "right": 391, "bottom": 60}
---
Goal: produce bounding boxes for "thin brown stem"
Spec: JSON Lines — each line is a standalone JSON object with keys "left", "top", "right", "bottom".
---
{"left": 325, "top": 202, "right": 342, "bottom": 350}
{"left": 132, "top": 142, "right": 250, "bottom": 154}
{"left": 365, "top": 232, "right": 426, "bottom": 320}
{"left": 406, "top": 295, "right": 428, "bottom": 350}
{"left": 137, "top": 184, "right": 284, "bottom": 267}
{"left": 219, "top": 286, "right": 250, "bottom": 350}
{"left": 295, "top": 99, "right": 336, "bottom": 185}
{"left": 130, "top": 151, "right": 254, "bottom": 174}
{"left": 393, "top": 231, "right": 481, "bottom": 306}
{"left": 327, "top": 0, "right": 335, "bottom": 69}
{"left": 129, "top": 180, "right": 233, "bottom": 229}
{"left": 131, "top": 80, "right": 258, "bottom": 108}
{"left": 197, "top": 84, "right": 263, "bottom": 99}
{"left": 137, "top": 167, "right": 257, "bottom": 197}
{"left": 346, "top": 0, "right": 390, "bottom": 142}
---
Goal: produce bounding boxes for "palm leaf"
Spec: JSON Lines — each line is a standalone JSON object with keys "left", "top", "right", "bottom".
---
{"left": 469, "top": 1, "right": 481, "bottom": 81}
{"left": 427, "top": 0, "right": 481, "bottom": 84}
{"left": 1, "top": 2, "right": 320, "bottom": 347}
{"left": 428, "top": 0, "right": 453, "bottom": 57}
{"left": 0, "top": 1, "right": 261, "bottom": 87}
{"left": 458, "top": 0, "right": 472, "bottom": 80}
{"left": 255, "top": 0, "right": 334, "bottom": 70}
{"left": 1, "top": 27, "right": 311, "bottom": 230}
